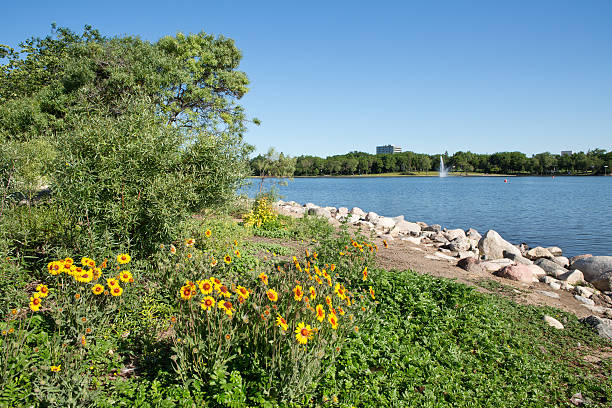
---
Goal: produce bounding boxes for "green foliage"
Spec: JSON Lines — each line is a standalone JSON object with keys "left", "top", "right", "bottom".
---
{"left": 243, "top": 196, "right": 279, "bottom": 229}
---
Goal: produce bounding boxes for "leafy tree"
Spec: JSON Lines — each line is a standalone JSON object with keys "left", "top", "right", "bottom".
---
{"left": 251, "top": 148, "right": 296, "bottom": 193}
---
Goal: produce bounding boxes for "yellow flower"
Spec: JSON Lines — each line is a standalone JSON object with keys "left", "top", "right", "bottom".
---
{"left": 36, "top": 284, "right": 49, "bottom": 298}
{"left": 198, "top": 279, "right": 214, "bottom": 295}
{"left": 76, "top": 269, "right": 94, "bottom": 283}
{"left": 276, "top": 315, "right": 288, "bottom": 331}
{"left": 295, "top": 322, "right": 314, "bottom": 345}
{"left": 325, "top": 296, "right": 333, "bottom": 309}
{"left": 218, "top": 300, "right": 235, "bottom": 317}
{"left": 210, "top": 257, "right": 218, "bottom": 267}
{"left": 201, "top": 296, "right": 215, "bottom": 311}
{"left": 107, "top": 278, "right": 119, "bottom": 287}
{"left": 258, "top": 272, "right": 269, "bottom": 285}
{"left": 117, "top": 253, "right": 131, "bottom": 264}
{"left": 369, "top": 286, "right": 375, "bottom": 300}
{"left": 64, "top": 257, "right": 74, "bottom": 266}
{"left": 309, "top": 286, "right": 316, "bottom": 300}
{"left": 50, "top": 365, "right": 61, "bottom": 372}
{"left": 48, "top": 261, "right": 62, "bottom": 275}
{"left": 110, "top": 285, "right": 123, "bottom": 297}
{"left": 180, "top": 284, "right": 194, "bottom": 300}
{"left": 224, "top": 255, "right": 232, "bottom": 264}
{"left": 315, "top": 304, "right": 325, "bottom": 322}
{"left": 266, "top": 288, "right": 278, "bottom": 302}
{"left": 29, "top": 294, "right": 42, "bottom": 312}
{"left": 205, "top": 229, "right": 212, "bottom": 238}
{"left": 185, "top": 238, "right": 195, "bottom": 247}
{"left": 170, "top": 245, "right": 176, "bottom": 254}
{"left": 293, "top": 285, "right": 304, "bottom": 302}
{"left": 119, "top": 270, "right": 132, "bottom": 283}
{"left": 217, "top": 285, "right": 231, "bottom": 298}
{"left": 92, "top": 284, "right": 104, "bottom": 295}
{"left": 328, "top": 312, "right": 339, "bottom": 330}
{"left": 337, "top": 306, "right": 345, "bottom": 316}
{"left": 210, "top": 277, "right": 222, "bottom": 289}
{"left": 236, "top": 286, "right": 249, "bottom": 299}
{"left": 362, "top": 266, "right": 368, "bottom": 281}
{"left": 383, "top": 240, "right": 388, "bottom": 248}
{"left": 234, "top": 249, "right": 241, "bottom": 258}
{"left": 92, "top": 267, "right": 102, "bottom": 280}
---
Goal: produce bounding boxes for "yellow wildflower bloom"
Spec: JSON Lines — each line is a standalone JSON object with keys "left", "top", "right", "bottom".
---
{"left": 36, "top": 284, "right": 49, "bottom": 298}
{"left": 266, "top": 288, "right": 278, "bottom": 302}
{"left": 110, "top": 286, "right": 123, "bottom": 297}
{"left": 199, "top": 279, "right": 214, "bottom": 295}
{"left": 92, "top": 284, "right": 104, "bottom": 295}
{"left": 295, "top": 322, "right": 314, "bottom": 345}
{"left": 316, "top": 304, "right": 325, "bottom": 322}
{"left": 50, "top": 365, "right": 61, "bottom": 372}
{"left": 201, "top": 296, "right": 215, "bottom": 311}
{"left": 117, "top": 253, "right": 131, "bottom": 264}
{"left": 276, "top": 315, "right": 288, "bottom": 331}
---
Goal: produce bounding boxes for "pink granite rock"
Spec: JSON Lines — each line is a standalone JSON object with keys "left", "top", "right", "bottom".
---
{"left": 494, "top": 263, "right": 535, "bottom": 283}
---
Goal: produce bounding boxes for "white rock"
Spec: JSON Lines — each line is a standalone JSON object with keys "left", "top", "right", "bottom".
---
{"left": 526, "top": 264, "right": 546, "bottom": 277}
{"left": 560, "top": 282, "right": 574, "bottom": 291}
{"left": 304, "top": 202, "right": 318, "bottom": 209}
{"left": 543, "top": 315, "right": 564, "bottom": 329}
{"left": 558, "top": 269, "right": 584, "bottom": 285}
{"left": 435, "top": 252, "right": 457, "bottom": 261}
{"left": 444, "top": 229, "right": 466, "bottom": 241}
{"left": 548, "top": 282, "right": 561, "bottom": 290}
{"left": 337, "top": 207, "right": 349, "bottom": 215}
{"left": 546, "top": 246, "right": 563, "bottom": 256}
{"left": 457, "top": 251, "right": 476, "bottom": 259}
{"left": 346, "top": 214, "right": 361, "bottom": 223}
{"left": 574, "top": 295, "right": 595, "bottom": 306}
{"left": 376, "top": 216, "right": 396, "bottom": 230}
{"left": 392, "top": 215, "right": 405, "bottom": 223}
{"left": 526, "top": 247, "right": 554, "bottom": 260}
{"left": 574, "top": 286, "right": 594, "bottom": 299}
{"left": 350, "top": 207, "right": 366, "bottom": 217}
{"left": 355, "top": 220, "right": 375, "bottom": 229}
{"left": 542, "top": 276, "right": 560, "bottom": 285}
{"left": 552, "top": 256, "right": 570, "bottom": 268}
{"left": 390, "top": 220, "right": 421, "bottom": 236}
{"left": 481, "top": 258, "right": 514, "bottom": 272}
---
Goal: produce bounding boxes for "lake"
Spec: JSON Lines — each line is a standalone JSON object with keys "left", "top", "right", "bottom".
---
{"left": 245, "top": 176, "right": 612, "bottom": 257}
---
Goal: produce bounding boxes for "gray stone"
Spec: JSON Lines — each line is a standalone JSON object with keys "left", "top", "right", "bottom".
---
{"left": 569, "top": 254, "right": 592, "bottom": 264}
{"left": 457, "top": 257, "right": 485, "bottom": 273}
{"left": 546, "top": 246, "right": 563, "bottom": 256}
{"left": 503, "top": 250, "right": 533, "bottom": 265}
{"left": 324, "top": 206, "right": 337, "bottom": 216}
{"left": 539, "top": 291, "right": 560, "bottom": 299}
{"left": 346, "top": 214, "right": 361, "bottom": 223}
{"left": 558, "top": 270, "right": 584, "bottom": 285}
{"left": 569, "top": 256, "right": 612, "bottom": 282}
{"left": 416, "top": 221, "right": 429, "bottom": 229}
{"left": 574, "top": 295, "right": 595, "bottom": 306}
{"left": 435, "top": 252, "right": 457, "bottom": 261}
{"left": 337, "top": 207, "right": 349, "bottom": 215}
{"left": 355, "top": 220, "right": 375, "bottom": 229}
{"left": 580, "top": 315, "right": 612, "bottom": 340}
{"left": 465, "top": 228, "right": 482, "bottom": 240}
{"left": 526, "top": 246, "right": 554, "bottom": 260}
{"left": 542, "top": 276, "right": 560, "bottom": 285}
{"left": 590, "top": 270, "right": 612, "bottom": 292}
{"left": 478, "top": 230, "right": 522, "bottom": 260}
{"left": 560, "top": 282, "right": 574, "bottom": 291}
{"left": 543, "top": 315, "right": 564, "bottom": 329}
{"left": 448, "top": 237, "right": 471, "bottom": 252}
{"left": 304, "top": 202, "right": 318, "bottom": 209}
{"left": 552, "top": 256, "right": 570, "bottom": 268}
{"left": 534, "top": 258, "right": 568, "bottom": 278}
{"left": 432, "top": 233, "right": 449, "bottom": 244}
{"left": 312, "top": 207, "right": 332, "bottom": 218}
{"left": 423, "top": 224, "right": 442, "bottom": 232}
{"left": 392, "top": 215, "right": 405, "bottom": 223}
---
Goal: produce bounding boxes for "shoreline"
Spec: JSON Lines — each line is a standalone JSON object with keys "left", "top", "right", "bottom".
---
{"left": 273, "top": 199, "right": 612, "bottom": 323}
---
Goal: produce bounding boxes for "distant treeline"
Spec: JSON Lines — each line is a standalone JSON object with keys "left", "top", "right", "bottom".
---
{"left": 264, "top": 149, "right": 611, "bottom": 176}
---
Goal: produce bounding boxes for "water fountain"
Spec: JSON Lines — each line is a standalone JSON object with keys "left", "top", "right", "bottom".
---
{"left": 439, "top": 156, "right": 448, "bottom": 177}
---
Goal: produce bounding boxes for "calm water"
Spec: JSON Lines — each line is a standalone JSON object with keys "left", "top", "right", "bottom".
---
{"left": 245, "top": 176, "right": 612, "bottom": 257}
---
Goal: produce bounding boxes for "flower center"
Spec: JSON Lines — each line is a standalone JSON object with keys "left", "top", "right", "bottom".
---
{"left": 300, "top": 328, "right": 309, "bottom": 337}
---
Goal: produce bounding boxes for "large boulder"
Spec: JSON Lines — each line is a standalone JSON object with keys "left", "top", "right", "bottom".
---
{"left": 424, "top": 224, "right": 442, "bottom": 232}
{"left": 390, "top": 220, "right": 421, "bottom": 236}
{"left": 569, "top": 256, "right": 612, "bottom": 283}
{"left": 312, "top": 207, "right": 332, "bottom": 218}
{"left": 534, "top": 258, "right": 568, "bottom": 278}
{"left": 525, "top": 246, "right": 554, "bottom": 260}
{"left": 481, "top": 258, "right": 514, "bottom": 272}
{"left": 494, "top": 264, "right": 535, "bottom": 283}
{"left": 478, "top": 230, "right": 522, "bottom": 260}
{"left": 392, "top": 215, "right": 405, "bottom": 223}
{"left": 526, "top": 264, "right": 547, "bottom": 278}
{"left": 546, "top": 246, "right": 563, "bottom": 256}
{"left": 570, "top": 254, "right": 592, "bottom": 264}
{"left": 591, "top": 270, "right": 612, "bottom": 292}
{"left": 444, "top": 229, "right": 466, "bottom": 241}
{"left": 337, "top": 207, "right": 349, "bottom": 216}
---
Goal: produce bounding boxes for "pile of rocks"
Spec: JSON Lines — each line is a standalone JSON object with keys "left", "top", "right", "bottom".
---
{"left": 273, "top": 200, "right": 612, "bottom": 339}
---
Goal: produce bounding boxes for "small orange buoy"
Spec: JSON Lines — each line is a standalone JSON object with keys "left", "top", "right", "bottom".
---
{"left": 504, "top": 179, "right": 508, "bottom": 183}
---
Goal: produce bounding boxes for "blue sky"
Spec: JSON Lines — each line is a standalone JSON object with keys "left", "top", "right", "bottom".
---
{"left": 2, "top": 0, "right": 611, "bottom": 157}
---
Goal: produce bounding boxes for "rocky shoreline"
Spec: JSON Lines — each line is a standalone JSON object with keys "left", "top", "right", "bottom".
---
{"left": 274, "top": 200, "right": 612, "bottom": 340}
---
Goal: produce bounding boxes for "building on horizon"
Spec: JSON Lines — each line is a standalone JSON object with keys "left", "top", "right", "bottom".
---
{"left": 561, "top": 150, "right": 573, "bottom": 156}
{"left": 376, "top": 145, "right": 402, "bottom": 154}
